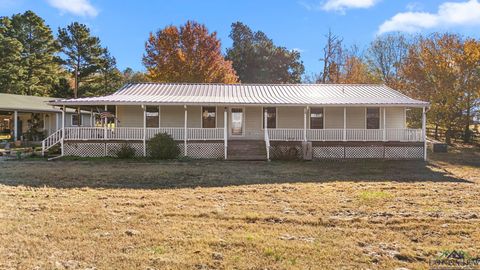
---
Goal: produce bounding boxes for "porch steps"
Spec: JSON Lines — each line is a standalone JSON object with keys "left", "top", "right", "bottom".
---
{"left": 227, "top": 140, "right": 267, "bottom": 161}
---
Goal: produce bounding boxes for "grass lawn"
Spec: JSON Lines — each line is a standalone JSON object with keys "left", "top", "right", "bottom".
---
{"left": 0, "top": 147, "right": 479, "bottom": 269}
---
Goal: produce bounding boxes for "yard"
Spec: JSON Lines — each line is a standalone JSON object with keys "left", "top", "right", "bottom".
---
{"left": 0, "top": 147, "right": 479, "bottom": 269}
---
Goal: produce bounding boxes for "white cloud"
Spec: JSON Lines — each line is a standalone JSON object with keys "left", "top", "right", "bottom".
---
{"left": 378, "top": 0, "right": 480, "bottom": 34}
{"left": 46, "top": 0, "right": 98, "bottom": 17}
{"left": 299, "top": 0, "right": 379, "bottom": 13}
{"left": 321, "top": 0, "right": 379, "bottom": 12}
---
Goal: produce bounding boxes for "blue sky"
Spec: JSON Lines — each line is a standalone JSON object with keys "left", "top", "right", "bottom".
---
{"left": 2, "top": 0, "right": 480, "bottom": 76}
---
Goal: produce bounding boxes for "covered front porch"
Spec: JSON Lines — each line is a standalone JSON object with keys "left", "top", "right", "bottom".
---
{"left": 44, "top": 104, "right": 427, "bottom": 160}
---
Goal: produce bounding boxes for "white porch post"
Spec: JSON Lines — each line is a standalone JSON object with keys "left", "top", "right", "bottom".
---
{"left": 104, "top": 105, "right": 107, "bottom": 140}
{"left": 61, "top": 106, "right": 65, "bottom": 156}
{"left": 343, "top": 107, "right": 346, "bottom": 142}
{"left": 303, "top": 107, "right": 308, "bottom": 142}
{"left": 13, "top": 110, "right": 18, "bottom": 141}
{"left": 383, "top": 107, "right": 386, "bottom": 141}
{"left": 90, "top": 108, "right": 93, "bottom": 127}
{"left": 184, "top": 105, "right": 188, "bottom": 157}
{"left": 264, "top": 109, "right": 270, "bottom": 161}
{"left": 158, "top": 105, "right": 161, "bottom": 127}
{"left": 143, "top": 105, "right": 146, "bottom": 157}
{"left": 422, "top": 107, "right": 427, "bottom": 161}
{"left": 224, "top": 107, "right": 228, "bottom": 160}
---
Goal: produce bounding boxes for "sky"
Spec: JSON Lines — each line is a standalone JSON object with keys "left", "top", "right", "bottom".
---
{"left": 1, "top": 0, "right": 480, "bottom": 76}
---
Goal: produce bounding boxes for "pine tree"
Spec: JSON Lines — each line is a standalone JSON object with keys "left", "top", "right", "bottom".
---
{"left": 58, "top": 22, "right": 104, "bottom": 98}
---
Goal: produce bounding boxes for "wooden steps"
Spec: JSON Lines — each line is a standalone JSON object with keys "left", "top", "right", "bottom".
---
{"left": 227, "top": 140, "right": 267, "bottom": 161}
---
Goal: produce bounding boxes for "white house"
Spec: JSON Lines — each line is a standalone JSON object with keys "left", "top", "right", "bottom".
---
{"left": 44, "top": 83, "right": 429, "bottom": 160}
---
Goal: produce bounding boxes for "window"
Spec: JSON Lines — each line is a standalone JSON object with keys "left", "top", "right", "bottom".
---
{"left": 366, "top": 108, "right": 380, "bottom": 129}
{"left": 202, "top": 106, "right": 216, "bottom": 128}
{"left": 310, "top": 108, "right": 324, "bottom": 129}
{"left": 146, "top": 106, "right": 159, "bottom": 128}
{"left": 71, "top": 114, "right": 81, "bottom": 126}
{"left": 262, "top": 107, "right": 276, "bottom": 129}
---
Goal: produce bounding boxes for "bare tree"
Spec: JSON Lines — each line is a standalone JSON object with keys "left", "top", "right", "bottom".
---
{"left": 365, "top": 33, "right": 411, "bottom": 88}
{"left": 318, "top": 29, "right": 344, "bottom": 83}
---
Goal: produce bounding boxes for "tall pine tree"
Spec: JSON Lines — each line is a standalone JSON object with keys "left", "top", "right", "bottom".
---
{"left": 58, "top": 22, "right": 104, "bottom": 98}
{"left": 0, "top": 10, "right": 60, "bottom": 96}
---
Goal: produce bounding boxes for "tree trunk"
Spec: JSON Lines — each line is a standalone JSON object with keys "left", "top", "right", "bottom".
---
{"left": 445, "top": 127, "right": 452, "bottom": 145}
{"left": 463, "top": 106, "right": 471, "bottom": 143}
{"left": 434, "top": 124, "right": 439, "bottom": 140}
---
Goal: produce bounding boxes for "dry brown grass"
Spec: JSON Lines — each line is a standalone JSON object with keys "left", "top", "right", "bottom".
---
{"left": 0, "top": 147, "right": 479, "bottom": 269}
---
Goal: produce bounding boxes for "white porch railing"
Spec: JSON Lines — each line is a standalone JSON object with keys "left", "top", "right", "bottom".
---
{"left": 61, "top": 127, "right": 423, "bottom": 142}
{"left": 187, "top": 128, "right": 224, "bottom": 140}
{"left": 268, "top": 129, "right": 304, "bottom": 141}
{"left": 267, "top": 128, "right": 423, "bottom": 142}
{"left": 41, "top": 128, "right": 62, "bottom": 153}
{"left": 306, "top": 129, "right": 344, "bottom": 141}
{"left": 146, "top": 127, "right": 184, "bottom": 140}
{"left": 107, "top": 127, "right": 144, "bottom": 140}
{"left": 346, "top": 129, "right": 384, "bottom": 141}
{"left": 65, "top": 127, "right": 104, "bottom": 140}
{"left": 386, "top": 128, "right": 423, "bottom": 142}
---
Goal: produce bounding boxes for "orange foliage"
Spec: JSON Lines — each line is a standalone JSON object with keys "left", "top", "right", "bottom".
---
{"left": 143, "top": 21, "right": 238, "bottom": 84}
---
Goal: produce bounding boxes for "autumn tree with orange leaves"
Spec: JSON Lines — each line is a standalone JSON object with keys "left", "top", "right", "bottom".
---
{"left": 143, "top": 21, "right": 238, "bottom": 84}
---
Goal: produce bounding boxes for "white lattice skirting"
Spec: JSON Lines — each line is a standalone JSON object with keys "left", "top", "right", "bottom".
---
{"left": 312, "top": 145, "right": 424, "bottom": 159}
{"left": 64, "top": 142, "right": 225, "bottom": 159}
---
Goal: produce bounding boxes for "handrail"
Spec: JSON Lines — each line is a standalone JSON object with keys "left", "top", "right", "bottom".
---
{"left": 41, "top": 128, "right": 63, "bottom": 156}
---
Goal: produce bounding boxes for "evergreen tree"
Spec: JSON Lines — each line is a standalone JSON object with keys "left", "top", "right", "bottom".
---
{"left": 226, "top": 22, "right": 304, "bottom": 83}
{"left": 0, "top": 10, "right": 60, "bottom": 96}
{"left": 57, "top": 22, "right": 104, "bottom": 98}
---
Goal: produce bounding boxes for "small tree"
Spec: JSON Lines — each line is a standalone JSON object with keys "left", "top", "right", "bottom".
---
{"left": 147, "top": 133, "right": 180, "bottom": 159}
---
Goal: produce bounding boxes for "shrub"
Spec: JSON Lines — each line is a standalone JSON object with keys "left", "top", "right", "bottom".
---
{"left": 147, "top": 133, "right": 180, "bottom": 159}
{"left": 116, "top": 143, "right": 136, "bottom": 159}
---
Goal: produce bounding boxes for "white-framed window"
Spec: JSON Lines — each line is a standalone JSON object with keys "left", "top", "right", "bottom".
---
{"left": 202, "top": 106, "right": 216, "bottom": 128}
{"left": 310, "top": 107, "right": 324, "bottom": 129}
{"left": 262, "top": 107, "right": 277, "bottom": 129}
{"left": 71, "top": 114, "right": 81, "bottom": 126}
{"left": 145, "top": 106, "right": 159, "bottom": 128}
{"left": 366, "top": 108, "right": 380, "bottom": 129}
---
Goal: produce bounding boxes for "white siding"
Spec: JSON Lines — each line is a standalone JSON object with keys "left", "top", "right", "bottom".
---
{"left": 160, "top": 106, "right": 183, "bottom": 127}
{"left": 217, "top": 106, "right": 225, "bottom": 128}
{"left": 324, "top": 107, "right": 343, "bottom": 129}
{"left": 244, "top": 106, "right": 262, "bottom": 139}
{"left": 386, "top": 107, "right": 405, "bottom": 128}
{"left": 346, "top": 107, "right": 365, "bottom": 129}
{"left": 278, "top": 107, "right": 304, "bottom": 129}
{"left": 117, "top": 105, "right": 143, "bottom": 127}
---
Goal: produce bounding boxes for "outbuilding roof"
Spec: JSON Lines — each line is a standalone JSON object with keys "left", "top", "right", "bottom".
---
{"left": 0, "top": 93, "right": 88, "bottom": 113}
{"left": 49, "top": 83, "right": 429, "bottom": 107}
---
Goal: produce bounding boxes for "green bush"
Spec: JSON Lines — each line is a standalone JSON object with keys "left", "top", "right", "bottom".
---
{"left": 147, "top": 133, "right": 180, "bottom": 159}
{"left": 115, "top": 143, "right": 136, "bottom": 159}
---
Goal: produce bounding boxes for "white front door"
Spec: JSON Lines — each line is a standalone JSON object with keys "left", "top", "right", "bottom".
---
{"left": 230, "top": 108, "right": 244, "bottom": 136}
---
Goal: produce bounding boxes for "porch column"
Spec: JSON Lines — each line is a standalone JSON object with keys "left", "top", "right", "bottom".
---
{"left": 303, "top": 107, "right": 308, "bottom": 142}
{"left": 383, "top": 107, "right": 386, "bottom": 141}
{"left": 13, "top": 110, "right": 18, "bottom": 141}
{"left": 104, "top": 105, "right": 107, "bottom": 140}
{"left": 61, "top": 106, "right": 65, "bottom": 156}
{"left": 224, "top": 107, "right": 228, "bottom": 160}
{"left": 343, "top": 107, "right": 346, "bottom": 142}
{"left": 158, "top": 105, "right": 161, "bottom": 127}
{"left": 184, "top": 105, "right": 188, "bottom": 157}
{"left": 143, "top": 105, "right": 146, "bottom": 157}
{"left": 422, "top": 107, "right": 427, "bottom": 161}
{"left": 90, "top": 109, "right": 93, "bottom": 127}
{"left": 264, "top": 109, "right": 270, "bottom": 161}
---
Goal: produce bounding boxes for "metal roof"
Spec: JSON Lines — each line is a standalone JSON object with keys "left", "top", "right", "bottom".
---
{"left": 48, "top": 83, "right": 429, "bottom": 107}
{"left": 0, "top": 93, "right": 88, "bottom": 113}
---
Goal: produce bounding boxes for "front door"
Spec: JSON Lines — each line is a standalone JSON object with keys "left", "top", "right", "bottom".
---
{"left": 230, "top": 108, "right": 244, "bottom": 136}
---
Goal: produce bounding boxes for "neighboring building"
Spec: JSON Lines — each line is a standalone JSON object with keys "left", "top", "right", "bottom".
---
{"left": 45, "top": 83, "right": 429, "bottom": 160}
{"left": 0, "top": 93, "right": 92, "bottom": 142}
